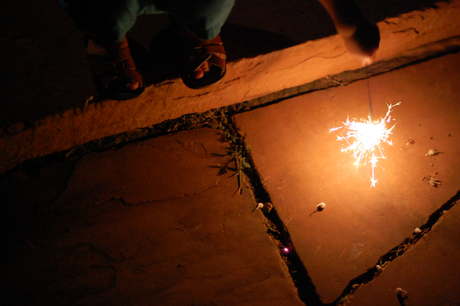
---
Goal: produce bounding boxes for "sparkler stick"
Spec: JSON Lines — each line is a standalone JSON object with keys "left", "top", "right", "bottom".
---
{"left": 366, "top": 65, "right": 373, "bottom": 122}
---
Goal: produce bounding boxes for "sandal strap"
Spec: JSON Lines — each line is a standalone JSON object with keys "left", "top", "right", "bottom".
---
{"left": 87, "top": 43, "right": 143, "bottom": 92}
{"left": 206, "top": 54, "right": 226, "bottom": 73}
{"left": 195, "top": 44, "right": 227, "bottom": 60}
{"left": 180, "top": 33, "right": 227, "bottom": 89}
{"left": 91, "top": 58, "right": 138, "bottom": 78}
{"left": 188, "top": 40, "right": 226, "bottom": 72}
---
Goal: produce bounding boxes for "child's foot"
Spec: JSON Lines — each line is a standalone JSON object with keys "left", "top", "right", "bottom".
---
{"left": 86, "top": 37, "right": 144, "bottom": 100}
{"left": 181, "top": 34, "right": 227, "bottom": 89}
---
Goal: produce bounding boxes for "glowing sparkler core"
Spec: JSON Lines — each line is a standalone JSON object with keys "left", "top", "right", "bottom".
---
{"left": 331, "top": 102, "right": 400, "bottom": 187}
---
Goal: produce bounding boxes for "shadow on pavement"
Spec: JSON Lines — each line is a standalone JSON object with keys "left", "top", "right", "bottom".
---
{"left": 0, "top": 0, "right": 448, "bottom": 128}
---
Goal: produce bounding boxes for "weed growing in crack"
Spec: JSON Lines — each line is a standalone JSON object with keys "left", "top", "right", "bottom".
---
{"left": 217, "top": 124, "right": 252, "bottom": 194}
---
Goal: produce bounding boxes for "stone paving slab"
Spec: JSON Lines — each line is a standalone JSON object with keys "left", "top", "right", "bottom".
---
{"left": 1, "top": 128, "right": 303, "bottom": 306}
{"left": 350, "top": 201, "right": 460, "bottom": 306}
{"left": 233, "top": 52, "right": 460, "bottom": 303}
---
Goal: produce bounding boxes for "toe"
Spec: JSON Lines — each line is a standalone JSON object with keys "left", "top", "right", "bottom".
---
{"left": 193, "top": 62, "right": 211, "bottom": 79}
{"left": 193, "top": 66, "right": 205, "bottom": 79}
{"left": 201, "top": 61, "right": 210, "bottom": 73}
{"left": 127, "top": 81, "right": 140, "bottom": 91}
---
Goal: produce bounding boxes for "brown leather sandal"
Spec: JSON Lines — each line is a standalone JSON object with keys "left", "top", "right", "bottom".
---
{"left": 86, "top": 37, "right": 145, "bottom": 100}
{"left": 180, "top": 34, "right": 227, "bottom": 89}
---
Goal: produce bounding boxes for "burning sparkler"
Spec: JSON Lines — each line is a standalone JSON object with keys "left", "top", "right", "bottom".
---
{"left": 330, "top": 102, "right": 401, "bottom": 187}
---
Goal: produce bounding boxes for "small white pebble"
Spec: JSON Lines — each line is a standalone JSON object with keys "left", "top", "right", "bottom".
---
{"left": 396, "top": 288, "right": 408, "bottom": 298}
{"left": 257, "top": 203, "right": 264, "bottom": 209}
{"left": 414, "top": 228, "right": 422, "bottom": 234}
{"left": 375, "top": 265, "right": 382, "bottom": 271}
{"left": 426, "top": 149, "right": 437, "bottom": 156}
{"left": 317, "top": 202, "right": 326, "bottom": 211}
{"left": 426, "top": 148, "right": 441, "bottom": 156}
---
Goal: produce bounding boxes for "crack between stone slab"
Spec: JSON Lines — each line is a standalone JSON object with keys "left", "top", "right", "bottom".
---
{"left": 220, "top": 110, "right": 460, "bottom": 306}
{"left": 223, "top": 62, "right": 263, "bottom": 85}
{"left": 220, "top": 116, "right": 323, "bottom": 306}
{"left": 332, "top": 190, "right": 460, "bottom": 306}
{"left": 383, "top": 20, "right": 398, "bottom": 26}
{"left": 393, "top": 27, "right": 420, "bottom": 35}
{"left": 170, "top": 85, "right": 228, "bottom": 102}
{"left": 8, "top": 36, "right": 459, "bottom": 178}
{"left": 38, "top": 179, "right": 221, "bottom": 215}
{"left": 279, "top": 50, "right": 347, "bottom": 72}
{"left": 81, "top": 183, "right": 221, "bottom": 210}
{"left": 4, "top": 39, "right": 459, "bottom": 305}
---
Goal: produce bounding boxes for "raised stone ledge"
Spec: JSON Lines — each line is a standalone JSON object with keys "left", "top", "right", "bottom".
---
{"left": 1, "top": 0, "right": 460, "bottom": 174}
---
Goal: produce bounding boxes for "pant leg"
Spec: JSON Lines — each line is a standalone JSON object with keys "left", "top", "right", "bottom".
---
{"left": 62, "top": 0, "right": 151, "bottom": 44}
{"left": 154, "top": 0, "right": 235, "bottom": 40}
{"left": 61, "top": 0, "right": 235, "bottom": 43}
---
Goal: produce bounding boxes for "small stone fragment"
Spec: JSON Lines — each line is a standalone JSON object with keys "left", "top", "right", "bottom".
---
{"left": 252, "top": 202, "right": 264, "bottom": 212}
{"left": 428, "top": 176, "right": 441, "bottom": 187}
{"left": 262, "top": 202, "right": 273, "bottom": 214}
{"left": 425, "top": 148, "right": 442, "bottom": 156}
{"left": 422, "top": 174, "right": 442, "bottom": 187}
{"left": 414, "top": 228, "right": 422, "bottom": 234}
{"left": 310, "top": 202, "right": 326, "bottom": 216}
{"left": 396, "top": 288, "right": 408, "bottom": 299}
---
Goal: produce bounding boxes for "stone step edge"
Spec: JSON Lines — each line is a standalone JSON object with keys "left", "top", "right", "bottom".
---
{"left": 1, "top": 0, "right": 460, "bottom": 174}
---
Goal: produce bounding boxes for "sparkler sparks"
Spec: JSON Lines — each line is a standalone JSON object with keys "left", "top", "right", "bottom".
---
{"left": 331, "top": 102, "right": 401, "bottom": 187}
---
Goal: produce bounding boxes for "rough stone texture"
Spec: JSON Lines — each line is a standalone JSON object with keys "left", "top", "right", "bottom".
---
{"left": 1, "top": 128, "right": 304, "bottom": 306}
{"left": 232, "top": 52, "right": 460, "bottom": 303}
{"left": 2, "top": 1, "right": 460, "bottom": 174}
{"left": 349, "top": 202, "right": 460, "bottom": 306}
{"left": 1, "top": 0, "right": 445, "bottom": 129}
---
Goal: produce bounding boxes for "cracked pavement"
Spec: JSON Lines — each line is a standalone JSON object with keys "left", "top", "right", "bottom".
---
{"left": 2, "top": 52, "right": 460, "bottom": 305}
{"left": 2, "top": 0, "right": 460, "bottom": 305}
{"left": 232, "top": 52, "right": 460, "bottom": 305}
{"left": 2, "top": 128, "right": 303, "bottom": 306}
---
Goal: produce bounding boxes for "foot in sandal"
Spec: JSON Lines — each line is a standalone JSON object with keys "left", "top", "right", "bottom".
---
{"left": 86, "top": 36, "right": 145, "bottom": 100}
{"left": 180, "top": 34, "right": 227, "bottom": 89}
